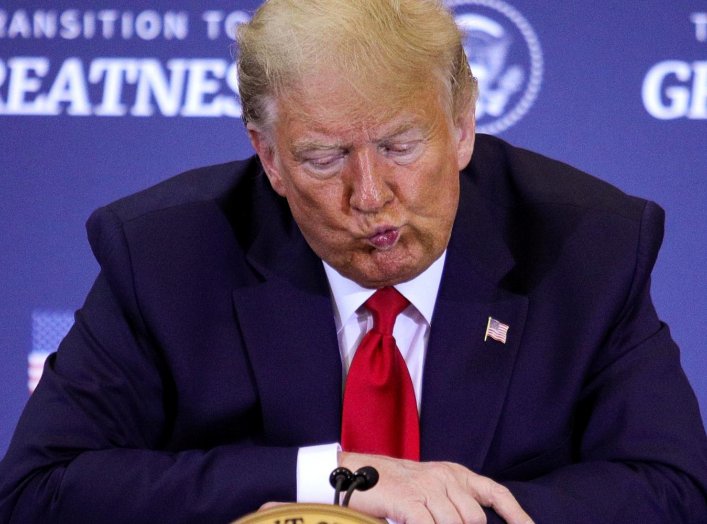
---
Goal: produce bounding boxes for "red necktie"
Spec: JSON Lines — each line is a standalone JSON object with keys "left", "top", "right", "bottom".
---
{"left": 341, "top": 287, "right": 420, "bottom": 460}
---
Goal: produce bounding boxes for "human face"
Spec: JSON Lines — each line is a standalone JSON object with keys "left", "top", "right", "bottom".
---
{"left": 249, "top": 79, "right": 475, "bottom": 288}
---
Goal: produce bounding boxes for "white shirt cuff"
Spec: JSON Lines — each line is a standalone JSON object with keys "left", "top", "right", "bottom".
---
{"left": 296, "top": 442, "right": 341, "bottom": 503}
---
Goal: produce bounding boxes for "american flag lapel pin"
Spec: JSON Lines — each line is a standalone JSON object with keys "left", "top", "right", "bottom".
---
{"left": 484, "top": 316, "right": 509, "bottom": 344}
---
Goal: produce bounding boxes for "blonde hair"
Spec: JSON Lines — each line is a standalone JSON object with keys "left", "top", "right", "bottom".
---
{"left": 236, "top": 0, "right": 476, "bottom": 130}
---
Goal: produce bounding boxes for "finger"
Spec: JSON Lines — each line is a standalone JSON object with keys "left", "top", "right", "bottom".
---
{"left": 421, "top": 488, "right": 468, "bottom": 524}
{"left": 391, "top": 500, "right": 436, "bottom": 524}
{"left": 467, "top": 476, "right": 533, "bottom": 524}
{"left": 258, "top": 501, "right": 290, "bottom": 511}
{"left": 444, "top": 481, "right": 487, "bottom": 524}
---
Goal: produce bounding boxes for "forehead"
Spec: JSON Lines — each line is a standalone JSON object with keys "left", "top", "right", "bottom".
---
{"left": 273, "top": 72, "right": 450, "bottom": 143}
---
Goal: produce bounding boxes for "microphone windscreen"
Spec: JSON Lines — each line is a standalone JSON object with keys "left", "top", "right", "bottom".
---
{"left": 353, "top": 466, "right": 379, "bottom": 491}
{"left": 329, "top": 467, "right": 354, "bottom": 490}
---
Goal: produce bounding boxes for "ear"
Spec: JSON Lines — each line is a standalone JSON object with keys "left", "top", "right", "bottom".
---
{"left": 247, "top": 124, "right": 287, "bottom": 197}
{"left": 454, "top": 104, "right": 476, "bottom": 171}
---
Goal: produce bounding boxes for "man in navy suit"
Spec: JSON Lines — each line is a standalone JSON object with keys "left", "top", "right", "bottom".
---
{"left": 1, "top": 1, "right": 706, "bottom": 522}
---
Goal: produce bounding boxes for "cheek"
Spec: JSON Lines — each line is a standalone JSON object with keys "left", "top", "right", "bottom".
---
{"left": 286, "top": 177, "right": 347, "bottom": 224}
{"left": 403, "top": 162, "right": 459, "bottom": 216}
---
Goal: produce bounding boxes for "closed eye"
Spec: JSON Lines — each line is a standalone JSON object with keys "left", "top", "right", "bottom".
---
{"left": 379, "top": 140, "right": 423, "bottom": 163}
{"left": 302, "top": 151, "right": 346, "bottom": 177}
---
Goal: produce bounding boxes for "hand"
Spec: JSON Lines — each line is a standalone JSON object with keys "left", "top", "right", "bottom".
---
{"left": 259, "top": 502, "right": 289, "bottom": 511}
{"left": 340, "top": 452, "right": 533, "bottom": 524}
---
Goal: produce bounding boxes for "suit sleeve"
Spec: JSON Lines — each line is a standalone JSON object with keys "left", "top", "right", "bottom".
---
{"left": 0, "top": 207, "right": 299, "bottom": 523}
{"left": 488, "top": 201, "right": 707, "bottom": 523}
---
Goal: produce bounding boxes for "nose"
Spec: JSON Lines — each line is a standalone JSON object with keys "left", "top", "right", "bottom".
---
{"left": 348, "top": 148, "right": 394, "bottom": 213}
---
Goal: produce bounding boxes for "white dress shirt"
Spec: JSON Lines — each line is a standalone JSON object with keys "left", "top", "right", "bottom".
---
{"left": 296, "top": 252, "right": 447, "bottom": 503}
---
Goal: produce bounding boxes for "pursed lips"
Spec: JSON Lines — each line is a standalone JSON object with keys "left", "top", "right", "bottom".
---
{"left": 367, "top": 226, "right": 400, "bottom": 250}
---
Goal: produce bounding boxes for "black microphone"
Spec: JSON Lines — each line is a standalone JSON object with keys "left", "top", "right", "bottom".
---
{"left": 342, "top": 466, "right": 379, "bottom": 507}
{"left": 329, "top": 467, "right": 354, "bottom": 505}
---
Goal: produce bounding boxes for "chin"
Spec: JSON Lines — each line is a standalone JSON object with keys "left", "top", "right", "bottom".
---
{"left": 355, "top": 263, "right": 424, "bottom": 288}
{"left": 329, "top": 243, "right": 433, "bottom": 287}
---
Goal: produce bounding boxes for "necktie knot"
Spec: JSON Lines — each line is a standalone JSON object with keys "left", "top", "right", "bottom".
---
{"left": 365, "top": 287, "right": 409, "bottom": 335}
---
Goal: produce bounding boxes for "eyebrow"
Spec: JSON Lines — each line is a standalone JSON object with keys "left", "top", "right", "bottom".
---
{"left": 290, "top": 140, "right": 344, "bottom": 157}
{"left": 377, "top": 121, "right": 419, "bottom": 139}
{"left": 289, "top": 119, "right": 426, "bottom": 157}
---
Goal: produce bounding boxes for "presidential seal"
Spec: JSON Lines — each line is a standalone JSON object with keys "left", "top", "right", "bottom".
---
{"left": 447, "top": 0, "right": 543, "bottom": 134}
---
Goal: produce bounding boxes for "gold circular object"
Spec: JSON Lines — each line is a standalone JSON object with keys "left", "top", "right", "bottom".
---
{"left": 232, "top": 503, "right": 384, "bottom": 524}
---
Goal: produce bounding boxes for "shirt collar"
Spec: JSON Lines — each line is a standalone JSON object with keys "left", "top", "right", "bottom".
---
{"left": 323, "top": 251, "right": 447, "bottom": 331}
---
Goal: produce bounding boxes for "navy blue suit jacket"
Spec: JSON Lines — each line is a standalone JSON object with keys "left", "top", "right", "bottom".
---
{"left": 1, "top": 135, "right": 706, "bottom": 523}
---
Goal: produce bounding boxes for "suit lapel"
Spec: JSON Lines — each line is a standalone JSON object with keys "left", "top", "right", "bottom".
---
{"left": 420, "top": 174, "right": 529, "bottom": 471}
{"left": 232, "top": 189, "right": 342, "bottom": 446}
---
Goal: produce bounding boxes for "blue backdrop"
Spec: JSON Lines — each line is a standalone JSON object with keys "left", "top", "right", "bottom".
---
{"left": 1, "top": 1, "right": 705, "bottom": 455}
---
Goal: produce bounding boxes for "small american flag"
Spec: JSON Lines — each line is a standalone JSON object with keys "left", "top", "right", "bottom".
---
{"left": 484, "top": 317, "right": 509, "bottom": 344}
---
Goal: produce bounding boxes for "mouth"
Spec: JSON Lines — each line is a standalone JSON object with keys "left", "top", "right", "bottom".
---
{"left": 367, "top": 227, "right": 400, "bottom": 251}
